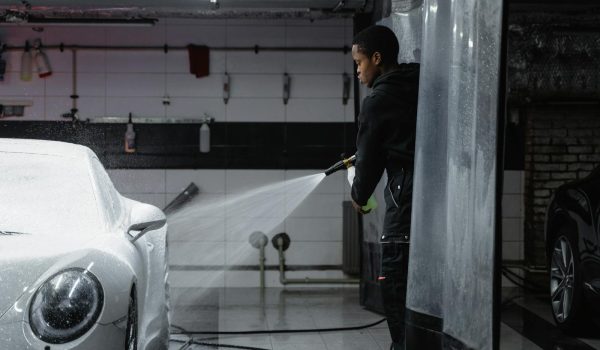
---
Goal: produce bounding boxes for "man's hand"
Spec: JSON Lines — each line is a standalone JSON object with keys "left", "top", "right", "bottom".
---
{"left": 351, "top": 199, "right": 371, "bottom": 214}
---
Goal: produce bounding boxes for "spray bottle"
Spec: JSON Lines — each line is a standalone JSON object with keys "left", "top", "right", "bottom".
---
{"left": 125, "top": 112, "right": 136, "bottom": 153}
{"left": 199, "top": 114, "right": 214, "bottom": 153}
{"left": 20, "top": 40, "right": 32, "bottom": 82}
{"left": 32, "top": 39, "right": 52, "bottom": 78}
{"left": 324, "top": 155, "right": 378, "bottom": 212}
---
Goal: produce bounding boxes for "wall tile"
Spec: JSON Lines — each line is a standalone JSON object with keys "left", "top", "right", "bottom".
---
{"left": 169, "top": 215, "right": 226, "bottom": 242}
{"left": 106, "top": 51, "right": 166, "bottom": 73}
{"left": 502, "top": 242, "right": 523, "bottom": 261}
{"left": 290, "top": 74, "right": 345, "bottom": 99}
{"left": 44, "top": 50, "right": 106, "bottom": 74}
{"left": 42, "top": 26, "right": 107, "bottom": 46}
{"left": 168, "top": 270, "right": 224, "bottom": 288}
{"left": 225, "top": 170, "right": 285, "bottom": 194}
{"left": 106, "top": 97, "right": 166, "bottom": 118}
{"left": 227, "top": 26, "right": 285, "bottom": 46}
{"left": 502, "top": 218, "right": 523, "bottom": 242}
{"left": 226, "top": 217, "right": 284, "bottom": 242}
{"left": 285, "top": 170, "right": 344, "bottom": 194}
{"left": 45, "top": 73, "right": 71, "bottom": 97}
{"left": 108, "top": 169, "right": 165, "bottom": 193}
{"left": 122, "top": 193, "right": 166, "bottom": 209}
{"left": 286, "top": 26, "right": 346, "bottom": 47}
{"left": 284, "top": 217, "right": 343, "bottom": 242}
{"left": 284, "top": 242, "right": 342, "bottom": 265}
{"left": 106, "top": 25, "right": 166, "bottom": 46}
{"left": 226, "top": 242, "right": 264, "bottom": 265}
{"left": 166, "top": 73, "right": 221, "bottom": 97}
{"left": 502, "top": 194, "right": 523, "bottom": 218}
{"left": 0, "top": 72, "right": 45, "bottom": 96}
{"left": 288, "top": 194, "right": 344, "bottom": 218}
{"left": 106, "top": 73, "right": 165, "bottom": 97}
{"left": 166, "top": 97, "right": 225, "bottom": 121}
{"left": 224, "top": 270, "right": 261, "bottom": 288}
{"left": 77, "top": 97, "right": 106, "bottom": 120}
{"left": 44, "top": 96, "right": 71, "bottom": 121}
{"left": 0, "top": 27, "right": 45, "bottom": 46}
{"left": 503, "top": 170, "right": 523, "bottom": 195}
{"left": 166, "top": 24, "right": 226, "bottom": 46}
{"left": 170, "top": 242, "right": 226, "bottom": 266}
{"left": 286, "top": 98, "right": 344, "bottom": 122}
{"left": 166, "top": 169, "right": 226, "bottom": 194}
{"left": 287, "top": 52, "right": 347, "bottom": 74}
{"left": 344, "top": 101, "right": 355, "bottom": 122}
{"left": 229, "top": 74, "right": 282, "bottom": 98}
{"left": 227, "top": 52, "right": 285, "bottom": 74}
{"left": 76, "top": 50, "right": 107, "bottom": 73}
{"left": 77, "top": 73, "right": 106, "bottom": 97}
{"left": 166, "top": 51, "right": 226, "bottom": 74}
{"left": 166, "top": 193, "right": 226, "bottom": 218}
{"left": 226, "top": 98, "right": 284, "bottom": 122}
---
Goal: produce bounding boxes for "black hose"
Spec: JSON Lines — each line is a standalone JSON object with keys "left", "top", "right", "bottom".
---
{"left": 170, "top": 317, "right": 387, "bottom": 336}
{"left": 170, "top": 338, "right": 270, "bottom": 350}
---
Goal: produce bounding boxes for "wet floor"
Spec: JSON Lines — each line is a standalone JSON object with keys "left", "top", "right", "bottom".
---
{"left": 167, "top": 287, "right": 600, "bottom": 350}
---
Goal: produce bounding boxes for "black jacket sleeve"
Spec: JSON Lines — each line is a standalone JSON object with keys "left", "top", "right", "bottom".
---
{"left": 351, "top": 96, "right": 386, "bottom": 206}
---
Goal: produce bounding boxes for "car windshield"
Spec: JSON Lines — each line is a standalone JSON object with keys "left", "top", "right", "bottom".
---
{"left": 0, "top": 152, "right": 103, "bottom": 235}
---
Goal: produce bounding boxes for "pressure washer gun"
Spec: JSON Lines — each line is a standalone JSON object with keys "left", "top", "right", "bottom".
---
{"left": 323, "top": 154, "right": 377, "bottom": 213}
{"left": 324, "top": 154, "right": 356, "bottom": 176}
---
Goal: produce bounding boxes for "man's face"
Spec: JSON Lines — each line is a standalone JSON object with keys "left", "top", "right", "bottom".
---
{"left": 352, "top": 44, "right": 380, "bottom": 88}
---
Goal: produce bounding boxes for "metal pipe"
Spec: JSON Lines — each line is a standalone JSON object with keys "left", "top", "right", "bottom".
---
{"left": 259, "top": 244, "right": 266, "bottom": 289}
{"left": 276, "top": 238, "right": 359, "bottom": 285}
{"left": 2, "top": 44, "right": 350, "bottom": 53}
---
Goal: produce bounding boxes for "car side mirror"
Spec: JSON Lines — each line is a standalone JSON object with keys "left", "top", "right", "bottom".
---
{"left": 127, "top": 202, "right": 166, "bottom": 243}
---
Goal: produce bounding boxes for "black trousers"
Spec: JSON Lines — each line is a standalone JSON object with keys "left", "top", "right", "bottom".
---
{"left": 380, "top": 169, "right": 413, "bottom": 349}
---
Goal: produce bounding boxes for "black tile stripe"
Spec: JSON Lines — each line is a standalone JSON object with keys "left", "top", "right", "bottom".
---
{"left": 502, "top": 303, "right": 598, "bottom": 349}
{"left": 0, "top": 121, "right": 357, "bottom": 169}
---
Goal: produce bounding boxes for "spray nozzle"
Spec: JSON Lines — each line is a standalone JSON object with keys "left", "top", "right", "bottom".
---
{"left": 324, "top": 154, "right": 356, "bottom": 176}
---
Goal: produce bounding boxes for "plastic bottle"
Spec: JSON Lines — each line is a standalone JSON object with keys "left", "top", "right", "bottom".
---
{"left": 33, "top": 39, "right": 52, "bottom": 78}
{"left": 20, "top": 41, "right": 32, "bottom": 82}
{"left": 199, "top": 122, "right": 210, "bottom": 153}
{"left": 125, "top": 113, "right": 136, "bottom": 153}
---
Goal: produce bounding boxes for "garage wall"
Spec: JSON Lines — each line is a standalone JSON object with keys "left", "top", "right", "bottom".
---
{"left": 0, "top": 18, "right": 356, "bottom": 288}
{"left": 524, "top": 105, "right": 600, "bottom": 267}
{"left": 0, "top": 18, "right": 354, "bottom": 122}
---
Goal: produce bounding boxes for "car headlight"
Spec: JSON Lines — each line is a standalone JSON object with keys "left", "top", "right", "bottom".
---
{"left": 29, "top": 268, "right": 104, "bottom": 344}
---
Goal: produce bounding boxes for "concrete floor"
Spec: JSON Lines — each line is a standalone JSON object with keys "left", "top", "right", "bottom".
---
{"left": 167, "top": 287, "right": 600, "bottom": 350}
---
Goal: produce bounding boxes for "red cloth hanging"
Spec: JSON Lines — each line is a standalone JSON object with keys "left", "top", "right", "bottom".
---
{"left": 187, "top": 45, "right": 210, "bottom": 78}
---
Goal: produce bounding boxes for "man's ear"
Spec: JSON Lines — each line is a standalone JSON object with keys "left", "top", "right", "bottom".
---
{"left": 372, "top": 52, "right": 382, "bottom": 66}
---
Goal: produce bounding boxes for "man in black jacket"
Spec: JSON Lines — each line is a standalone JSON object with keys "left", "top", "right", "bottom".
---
{"left": 349, "top": 25, "right": 419, "bottom": 350}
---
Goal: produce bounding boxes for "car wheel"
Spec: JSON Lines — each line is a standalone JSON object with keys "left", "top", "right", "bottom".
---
{"left": 125, "top": 287, "right": 138, "bottom": 350}
{"left": 550, "top": 229, "right": 586, "bottom": 332}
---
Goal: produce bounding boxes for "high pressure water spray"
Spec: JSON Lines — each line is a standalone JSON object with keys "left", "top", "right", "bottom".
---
{"left": 324, "top": 154, "right": 356, "bottom": 176}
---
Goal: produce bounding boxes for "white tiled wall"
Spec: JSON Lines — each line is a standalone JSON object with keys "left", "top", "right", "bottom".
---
{"left": 0, "top": 18, "right": 354, "bottom": 122}
{"left": 108, "top": 169, "right": 350, "bottom": 288}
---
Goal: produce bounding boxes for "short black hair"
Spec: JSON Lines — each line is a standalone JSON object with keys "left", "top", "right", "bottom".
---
{"left": 352, "top": 25, "right": 399, "bottom": 65}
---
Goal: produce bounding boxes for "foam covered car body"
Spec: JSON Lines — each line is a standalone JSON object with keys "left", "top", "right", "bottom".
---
{"left": 0, "top": 139, "right": 169, "bottom": 349}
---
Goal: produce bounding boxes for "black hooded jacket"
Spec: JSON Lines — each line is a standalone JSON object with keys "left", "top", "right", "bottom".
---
{"left": 351, "top": 63, "right": 420, "bottom": 207}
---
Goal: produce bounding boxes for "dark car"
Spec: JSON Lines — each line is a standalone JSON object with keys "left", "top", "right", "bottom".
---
{"left": 545, "top": 167, "right": 600, "bottom": 332}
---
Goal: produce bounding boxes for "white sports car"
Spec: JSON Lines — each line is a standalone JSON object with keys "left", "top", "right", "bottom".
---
{"left": 0, "top": 139, "right": 170, "bottom": 350}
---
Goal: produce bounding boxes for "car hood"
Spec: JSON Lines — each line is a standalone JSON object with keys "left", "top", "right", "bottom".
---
{"left": 0, "top": 233, "right": 98, "bottom": 319}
